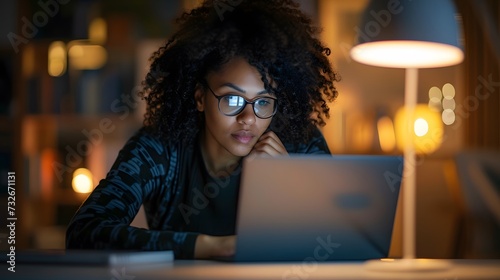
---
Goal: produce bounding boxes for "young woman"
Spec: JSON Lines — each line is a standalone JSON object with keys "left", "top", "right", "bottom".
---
{"left": 66, "top": 0, "right": 340, "bottom": 259}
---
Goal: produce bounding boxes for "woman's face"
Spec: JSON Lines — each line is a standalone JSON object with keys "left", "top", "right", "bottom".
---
{"left": 195, "top": 57, "right": 274, "bottom": 158}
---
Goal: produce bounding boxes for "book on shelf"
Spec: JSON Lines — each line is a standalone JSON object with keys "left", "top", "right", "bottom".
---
{"left": 24, "top": 154, "right": 41, "bottom": 197}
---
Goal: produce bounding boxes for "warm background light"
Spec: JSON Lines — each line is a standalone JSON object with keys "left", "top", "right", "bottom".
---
{"left": 442, "top": 109, "right": 456, "bottom": 125}
{"left": 68, "top": 43, "right": 108, "bottom": 70}
{"left": 377, "top": 116, "right": 396, "bottom": 153}
{"left": 395, "top": 104, "right": 444, "bottom": 154}
{"left": 72, "top": 168, "right": 94, "bottom": 194}
{"left": 427, "top": 83, "right": 457, "bottom": 125}
{"left": 89, "top": 17, "right": 107, "bottom": 44}
{"left": 414, "top": 118, "right": 429, "bottom": 137}
{"left": 21, "top": 44, "right": 35, "bottom": 77}
{"left": 48, "top": 41, "right": 67, "bottom": 77}
{"left": 428, "top": 86, "right": 442, "bottom": 110}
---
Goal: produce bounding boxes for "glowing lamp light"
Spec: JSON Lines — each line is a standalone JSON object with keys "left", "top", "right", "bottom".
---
{"left": 72, "top": 168, "right": 94, "bottom": 193}
{"left": 351, "top": 41, "right": 463, "bottom": 69}
{"left": 414, "top": 118, "right": 428, "bottom": 137}
{"left": 395, "top": 105, "right": 443, "bottom": 155}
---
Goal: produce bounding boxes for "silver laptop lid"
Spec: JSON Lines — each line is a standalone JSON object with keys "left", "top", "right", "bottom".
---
{"left": 234, "top": 154, "right": 403, "bottom": 262}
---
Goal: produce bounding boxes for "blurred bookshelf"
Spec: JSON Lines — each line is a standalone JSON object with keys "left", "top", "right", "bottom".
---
{"left": 6, "top": 0, "right": 184, "bottom": 249}
{"left": 16, "top": 37, "right": 143, "bottom": 248}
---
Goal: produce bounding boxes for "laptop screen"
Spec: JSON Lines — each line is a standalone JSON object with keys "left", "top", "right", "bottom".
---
{"left": 231, "top": 154, "right": 403, "bottom": 262}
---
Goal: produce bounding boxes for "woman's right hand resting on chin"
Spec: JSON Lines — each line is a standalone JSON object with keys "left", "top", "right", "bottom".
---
{"left": 194, "top": 234, "right": 236, "bottom": 259}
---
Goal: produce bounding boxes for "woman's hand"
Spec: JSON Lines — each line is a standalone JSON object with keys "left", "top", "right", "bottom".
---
{"left": 194, "top": 234, "right": 236, "bottom": 259}
{"left": 249, "top": 131, "right": 288, "bottom": 158}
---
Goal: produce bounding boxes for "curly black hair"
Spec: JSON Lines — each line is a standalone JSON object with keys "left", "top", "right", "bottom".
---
{"left": 140, "top": 0, "right": 340, "bottom": 145}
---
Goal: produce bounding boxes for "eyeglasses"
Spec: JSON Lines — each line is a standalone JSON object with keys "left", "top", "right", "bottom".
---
{"left": 204, "top": 83, "right": 278, "bottom": 119}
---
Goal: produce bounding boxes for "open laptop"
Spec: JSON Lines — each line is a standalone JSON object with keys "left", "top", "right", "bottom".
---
{"left": 226, "top": 154, "right": 403, "bottom": 262}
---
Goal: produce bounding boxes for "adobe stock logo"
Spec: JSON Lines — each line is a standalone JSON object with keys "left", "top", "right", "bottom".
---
{"left": 7, "top": 0, "right": 71, "bottom": 54}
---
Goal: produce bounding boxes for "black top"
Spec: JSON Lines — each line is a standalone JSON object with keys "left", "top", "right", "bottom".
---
{"left": 66, "top": 127, "right": 331, "bottom": 259}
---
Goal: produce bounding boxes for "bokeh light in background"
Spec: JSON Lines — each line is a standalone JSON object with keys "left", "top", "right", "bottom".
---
{"left": 48, "top": 41, "right": 66, "bottom": 77}
{"left": 68, "top": 43, "right": 108, "bottom": 70}
{"left": 377, "top": 116, "right": 396, "bottom": 153}
{"left": 414, "top": 118, "right": 429, "bottom": 137}
{"left": 428, "top": 83, "right": 457, "bottom": 125}
{"left": 442, "top": 83, "right": 456, "bottom": 125}
{"left": 395, "top": 104, "right": 444, "bottom": 154}
{"left": 72, "top": 168, "right": 94, "bottom": 193}
{"left": 89, "top": 17, "right": 107, "bottom": 44}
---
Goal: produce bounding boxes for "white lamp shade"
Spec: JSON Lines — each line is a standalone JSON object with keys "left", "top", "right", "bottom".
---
{"left": 350, "top": 0, "right": 464, "bottom": 68}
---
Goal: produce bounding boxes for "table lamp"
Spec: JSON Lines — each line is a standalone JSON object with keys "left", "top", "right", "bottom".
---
{"left": 350, "top": 0, "right": 464, "bottom": 271}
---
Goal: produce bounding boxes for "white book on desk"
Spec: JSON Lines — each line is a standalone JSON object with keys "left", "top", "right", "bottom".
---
{"left": 10, "top": 249, "right": 174, "bottom": 266}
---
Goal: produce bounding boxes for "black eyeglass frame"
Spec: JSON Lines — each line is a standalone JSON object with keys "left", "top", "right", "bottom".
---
{"left": 203, "top": 82, "right": 278, "bottom": 119}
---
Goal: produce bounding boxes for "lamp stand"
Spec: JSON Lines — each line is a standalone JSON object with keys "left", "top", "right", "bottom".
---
{"left": 364, "top": 68, "right": 450, "bottom": 272}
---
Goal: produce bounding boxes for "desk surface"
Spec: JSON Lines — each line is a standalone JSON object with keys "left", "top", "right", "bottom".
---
{"left": 2, "top": 259, "right": 500, "bottom": 280}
